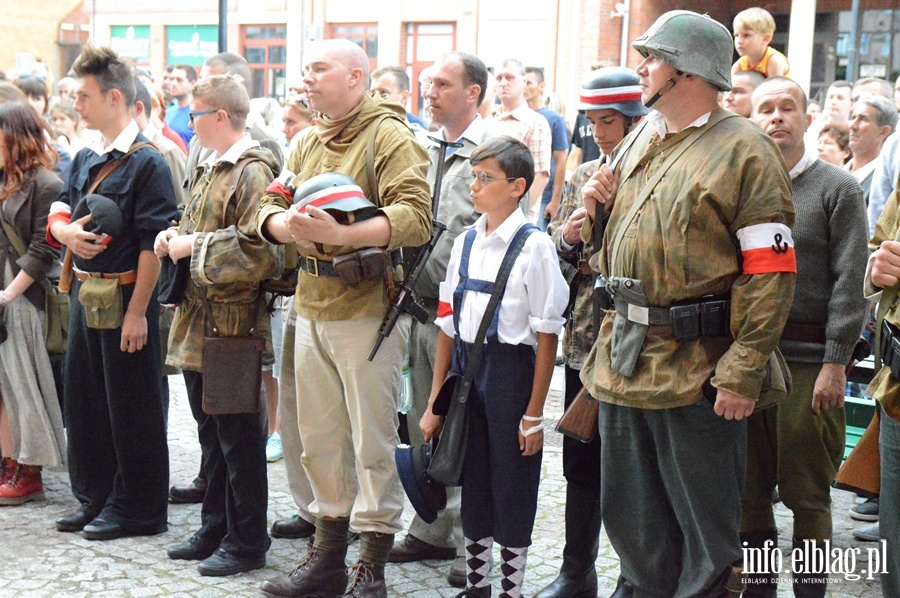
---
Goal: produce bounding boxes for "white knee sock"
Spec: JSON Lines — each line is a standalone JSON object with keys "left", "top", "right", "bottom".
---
{"left": 465, "top": 536, "right": 493, "bottom": 589}
{"left": 499, "top": 545, "right": 527, "bottom": 598}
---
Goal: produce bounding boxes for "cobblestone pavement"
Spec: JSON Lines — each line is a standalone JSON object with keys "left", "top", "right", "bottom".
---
{"left": 0, "top": 368, "right": 885, "bottom": 597}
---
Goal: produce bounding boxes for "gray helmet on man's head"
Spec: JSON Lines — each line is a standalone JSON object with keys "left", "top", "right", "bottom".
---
{"left": 576, "top": 67, "right": 650, "bottom": 118}
{"left": 632, "top": 10, "right": 733, "bottom": 92}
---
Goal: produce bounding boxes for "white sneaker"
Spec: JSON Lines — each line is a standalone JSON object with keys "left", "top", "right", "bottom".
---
{"left": 266, "top": 432, "right": 283, "bottom": 462}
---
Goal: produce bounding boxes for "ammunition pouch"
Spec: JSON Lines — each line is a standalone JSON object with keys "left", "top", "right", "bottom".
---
{"left": 333, "top": 248, "right": 393, "bottom": 287}
{"left": 669, "top": 296, "right": 730, "bottom": 341}
{"left": 78, "top": 276, "right": 123, "bottom": 330}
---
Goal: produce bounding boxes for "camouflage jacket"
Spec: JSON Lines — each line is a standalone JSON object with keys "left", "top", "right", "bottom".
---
{"left": 166, "top": 145, "right": 283, "bottom": 372}
{"left": 549, "top": 158, "right": 601, "bottom": 370}
{"left": 580, "top": 109, "right": 796, "bottom": 408}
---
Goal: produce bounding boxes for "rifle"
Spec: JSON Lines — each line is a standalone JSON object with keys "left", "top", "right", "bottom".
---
{"left": 368, "top": 136, "right": 463, "bottom": 361}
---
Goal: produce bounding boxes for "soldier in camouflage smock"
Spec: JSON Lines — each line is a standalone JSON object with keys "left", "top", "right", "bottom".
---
{"left": 537, "top": 67, "right": 647, "bottom": 598}
{"left": 156, "top": 75, "right": 282, "bottom": 576}
{"left": 578, "top": 12, "right": 795, "bottom": 596}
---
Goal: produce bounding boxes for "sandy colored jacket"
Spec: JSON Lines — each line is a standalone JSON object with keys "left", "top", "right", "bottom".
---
{"left": 865, "top": 182, "right": 900, "bottom": 417}
{"left": 580, "top": 109, "right": 796, "bottom": 408}
{"left": 257, "top": 92, "right": 432, "bottom": 321}
{"left": 166, "top": 147, "right": 283, "bottom": 372}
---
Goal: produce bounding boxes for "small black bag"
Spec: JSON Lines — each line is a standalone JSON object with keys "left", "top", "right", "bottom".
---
{"left": 157, "top": 258, "right": 190, "bottom": 307}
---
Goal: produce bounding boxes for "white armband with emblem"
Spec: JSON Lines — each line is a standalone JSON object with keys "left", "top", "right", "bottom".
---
{"left": 735, "top": 223, "right": 797, "bottom": 275}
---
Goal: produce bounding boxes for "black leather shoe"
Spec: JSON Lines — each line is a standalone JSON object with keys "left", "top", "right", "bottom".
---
{"left": 197, "top": 548, "right": 266, "bottom": 576}
{"left": 610, "top": 576, "right": 634, "bottom": 598}
{"left": 534, "top": 569, "right": 597, "bottom": 598}
{"left": 56, "top": 504, "right": 101, "bottom": 533}
{"left": 167, "top": 533, "right": 220, "bottom": 560}
{"left": 388, "top": 534, "right": 456, "bottom": 563}
{"left": 455, "top": 588, "right": 491, "bottom": 598}
{"left": 169, "top": 475, "right": 207, "bottom": 504}
{"left": 83, "top": 518, "right": 131, "bottom": 541}
{"left": 271, "top": 515, "right": 316, "bottom": 539}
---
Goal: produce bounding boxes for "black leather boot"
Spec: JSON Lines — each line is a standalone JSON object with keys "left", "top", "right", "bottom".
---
{"left": 534, "top": 482, "right": 602, "bottom": 598}
{"left": 342, "top": 562, "right": 386, "bottom": 598}
{"left": 259, "top": 546, "right": 348, "bottom": 598}
{"left": 740, "top": 530, "right": 778, "bottom": 598}
{"left": 791, "top": 538, "right": 826, "bottom": 598}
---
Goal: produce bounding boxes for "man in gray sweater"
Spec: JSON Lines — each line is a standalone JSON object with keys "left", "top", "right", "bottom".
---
{"left": 744, "top": 77, "right": 869, "bottom": 597}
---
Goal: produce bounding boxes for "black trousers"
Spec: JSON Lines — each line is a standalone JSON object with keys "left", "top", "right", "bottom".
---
{"left": 562, "top": 366, "right": 601, "bottom": 488}
{"left": 64, "top": 281, "right": 168, "bottom": 532}
{"left": 182, "top": 370, "right": 270, "bottom": 558}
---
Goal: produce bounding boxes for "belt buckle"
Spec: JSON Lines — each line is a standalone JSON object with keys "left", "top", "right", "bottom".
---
{"left": 305, "top": 256, "right": 319, "bottom": 277}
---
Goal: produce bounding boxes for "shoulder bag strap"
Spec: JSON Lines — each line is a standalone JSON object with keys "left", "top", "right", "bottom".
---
{"left": 608, "top": 111, "right": 737, "bottom": 270}
{"left": 0, "top": 193, "right": 55, "bottom": 295}
{"left": 455, "top": 223, "right": 538, "bottom": 402}
{"left": 365, "top": 115, "right": 397, "bottom": 207}
{"left": 59, "top": 141, "right": 157, "bottom": 293}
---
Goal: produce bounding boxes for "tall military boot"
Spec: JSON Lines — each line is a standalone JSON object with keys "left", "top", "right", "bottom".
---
{"left": 260, "top": 517, "right": 350, "bottom": 598}
{"left": 740, "top": 530, "right": 778, "bottom": 598}
{"left": 0, "top": 463, "right": 44, "bottom": 505}
{"left": 534, "top": 483, "right": 602, "bottom": 598}
{"left": 343, "top": 531, "right": 393, "bottom": 598}
{"left": 791, "top": 538, "right": 826, "bottom": 598}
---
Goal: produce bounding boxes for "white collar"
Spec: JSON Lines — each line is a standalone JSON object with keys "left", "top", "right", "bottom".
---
{"left": 142, "top": 122, "right": 159, "bottom": 140}
{"left": 440, "top": 114, "right": 485, "bottom": 146}
{"left": 88, "top": 120, "right": 140, "bottom": 156}
{"left": 202, "top": 133, "right": 259, "bottom": 167}
{"left": 473, "top": 206, "right": 528, "bottom": 243}
{"left": 844, "top": 157, "right": 879, "bottom": 182}
{"left": 646, "top": 110, "right": 712, "bottom": 138}
{"left": 790, "top": 151, "right": 817, "bottom": 179}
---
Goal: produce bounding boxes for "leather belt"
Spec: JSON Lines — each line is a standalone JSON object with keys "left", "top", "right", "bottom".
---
{"left": 781, "top": 322, "right": 826, "bottom": 344}
{"left": 73, "top": 268, "right": 137, "bottom": 286}
{"left": 296, "top": 255, "right": 339, "bottom": 277}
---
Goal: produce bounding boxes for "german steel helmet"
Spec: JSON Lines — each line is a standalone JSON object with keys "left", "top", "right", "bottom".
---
{"left": 576, "top": 67, "right": 650, "bottom": 117}
{"left": 632, "top": 10, "right": 733, "bottom": 92}
{"left": 293, "top": 173, "right": 378, "bottom": 222}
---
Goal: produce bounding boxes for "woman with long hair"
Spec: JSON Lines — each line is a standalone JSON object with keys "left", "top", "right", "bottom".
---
{"left": 0, "top": 101, "right": 66, "bottom": 505}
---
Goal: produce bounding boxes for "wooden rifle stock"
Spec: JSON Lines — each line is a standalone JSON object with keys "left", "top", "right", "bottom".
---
{"left": 555, "top": 386, "right": 599, "bottom": 443}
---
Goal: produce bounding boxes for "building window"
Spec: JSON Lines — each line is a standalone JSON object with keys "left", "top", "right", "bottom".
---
{"left": 837, "top": 9, "right": 899, "bottom": 83}
{"left": 403, "top": 22, "right": 456, "bottom": 117}
{"left": 328, "top": 23, "right": 378, "bottom": 73}
{"left": 241, "top": 25, "right": 287, "bottom": 99}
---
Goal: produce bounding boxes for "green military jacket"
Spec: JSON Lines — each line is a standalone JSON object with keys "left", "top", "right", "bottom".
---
{"left": 865, "top": 181, "right": 900, "bottom": 417}
{"left": 257, "top": 93, "right": 432, "bottom": 322}
{"left": 549, "top": 158, "right": 601, "bottom": 370}
{"left": 580, "top": 109, "right": 796, "bottom": 408}
{"left": 166, "top": 146, "right": 283, "bottom": 372}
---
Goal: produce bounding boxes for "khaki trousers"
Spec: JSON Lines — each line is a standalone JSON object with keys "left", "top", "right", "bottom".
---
{"left": 741, "top": 361, "right": 845, "bottom": 540}
{"left": 293, "top": 314, "right": 409, "bottom": 533}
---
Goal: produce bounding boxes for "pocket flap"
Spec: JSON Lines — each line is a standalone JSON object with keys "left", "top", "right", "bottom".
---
{"left": 78, "top": 276, "right": 120, "bottom": 309}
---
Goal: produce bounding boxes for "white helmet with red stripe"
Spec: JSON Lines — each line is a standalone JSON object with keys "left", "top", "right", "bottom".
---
{"left": 293, "top": 173, "right": 378, "bottom": 223}
{"left": 576, "top": 67, "right": 649, "bottom": 118}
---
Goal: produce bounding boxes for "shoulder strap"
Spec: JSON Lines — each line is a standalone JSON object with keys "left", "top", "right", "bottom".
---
{"left": 365, "top": 115, "right": 399, "bottom": 206}
{"left": 0, "top": 203, "right": 55, "bottom": 295}
{"left": 608, "top": 111, "right": 737, "bottom": 270}
{"left": 224, "top": 157, "right": 262, "bottom": 202}
{"left": 87, "top": 141, "right": 157, "bottom": 195}
{"left": 455, "top": 223, "right": 538, "bottom": 402}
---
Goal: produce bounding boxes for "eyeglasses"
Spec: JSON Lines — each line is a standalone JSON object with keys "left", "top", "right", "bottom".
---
{"left": 189, "top": 109, "right": 218, "bottom": 123}
{"left": 466, "top": 171, "right": 518, "bottom": 185}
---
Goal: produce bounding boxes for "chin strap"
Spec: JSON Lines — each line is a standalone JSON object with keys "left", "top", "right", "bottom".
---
{"left": 644, "top": 71, "right": 683, "bottom": 109}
